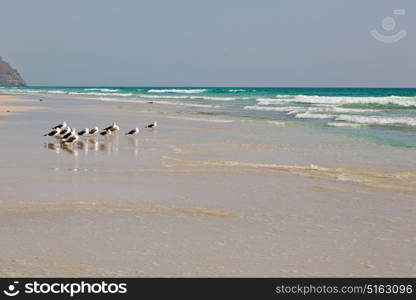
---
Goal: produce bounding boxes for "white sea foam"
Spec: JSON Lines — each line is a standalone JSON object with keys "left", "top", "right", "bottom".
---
{"left": 18, "top": 89, "right": 42, "bottom": 94}
{"left": 256, "top": 98, "right": 283, "bottom": 105}
{"left": 147, "top": 89, "right": 207, "bottom": 94}
{"left": 295, "top": 112, "right": 335, "bottom": 119}
{"left": 158, "top": 102, "right": 221, "bottom": 108}
{"left": 275, "top": 94, "right": 296, "bottom": 99}
{"left": 95, "top": 97, "right": 221, "bottom": 108}
{"left": 139, "top": 94, "right": 190, "bottom": 99}
{"left": 244, "top": 105, "right": 299, "bottom": 112}
{"left": 257, "top": 95, "right": 416, "bottom": 107}
{"left": 307, "top": 106, "right": 380, "bottom": 114}
{"left": 335, "top": 115, "right": 416, "bottom": 127}
{"left": 84, "top": 88, "right": 119, "bottom": 92}
{"left": 282, "top": 106, "right": 379, "bottom": 118}
{"left": 327, "top": 122, "right": 365, "bottom": 128}
{"left": 47, "top": 90, "right": 67, "bottom": 94}
{"left": 190, "top": 95, "right": 247, "bottom": 101}
{"left": 241, "top": 120, "right": 286, "bottom": 126}
{"left": 68, "top": 92, "right": 133, "bottom": 97}
{"left": 141, "top": 94, "right": 244, "bottom": 101}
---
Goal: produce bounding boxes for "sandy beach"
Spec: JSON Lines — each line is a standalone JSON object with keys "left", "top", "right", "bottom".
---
{"left": 0, "top": 95, "right": 42, "bottom": 120}
{"left": 1, "top": 93, "right": 416, "bottom": 277}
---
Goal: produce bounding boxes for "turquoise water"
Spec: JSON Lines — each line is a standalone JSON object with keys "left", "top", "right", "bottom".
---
{"left": 2, "top": 86, "right": 416, "bottom": 148}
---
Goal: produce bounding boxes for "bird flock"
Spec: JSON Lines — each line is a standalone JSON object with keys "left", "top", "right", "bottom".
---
{"left": 44, "top": 121, "right": 157, "bottom": 146}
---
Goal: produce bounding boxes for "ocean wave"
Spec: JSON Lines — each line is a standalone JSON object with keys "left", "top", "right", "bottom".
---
{"left": 138, "top": 94, "right": 190, "bottom": 99}
{"left": 95, "top": 97, "right": 221, "bottom": 108}
{"left": 295, "top": 112, "right": 335, "bottom": 119}
{"left": 47, "top": 90, "right": 67, "bottom": 94}
{"left": 275, "top": 94, "right": 297, "bottom": 99}
{"left": 189, "top": 95, "right": 246, "bottom": 101}
{"left": 147, "top": 89, "right": 207, "bottom": 94}
{"left": 327, "top": 122, "right": 365, "bottom": 128}
{"left": 335, "top": 115, "right": 416, "bottom": 127}
{"left": 258, "top": 95, "right": 416, "bottom": 107}
{"left": 84, "top": 88, "right": 119, "bottom": 92}
{"left": 139, "top": 94, "right": 243, "bottom": 101}
{"left": 341, "top": 103, "right": 416, "bottom": 110}
{"left": 292, "top": 106, "right": 380, "bottom": 115}
{"left": 15, "top": 89, "right": 43, "bottom": 94}
{"left": 244, "top": 105, "right": 299, "bottom": 112}
{"left": 256, "top": 98, "right": 283, "bottom": 105}
{"left": 255, "top": 105, "right": 381, "bottom": 118}
{"left": 68, "top": 92, "right": 133, "bottom": 97}
{"left": 305, "top": 106, "right": 380, "bottom": 114}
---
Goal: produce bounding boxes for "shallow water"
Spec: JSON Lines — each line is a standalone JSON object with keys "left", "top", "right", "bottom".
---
{"left": 2, "top": 86, "right": 416, "bottom": 148}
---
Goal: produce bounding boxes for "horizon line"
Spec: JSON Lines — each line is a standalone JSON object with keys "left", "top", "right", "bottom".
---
{"left": 9, "top": 85, "right": 416, "bottom": 89}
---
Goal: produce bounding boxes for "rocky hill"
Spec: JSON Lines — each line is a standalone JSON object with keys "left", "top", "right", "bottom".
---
{"left": 0, "top": 56, "right": 26, "bottom": 86}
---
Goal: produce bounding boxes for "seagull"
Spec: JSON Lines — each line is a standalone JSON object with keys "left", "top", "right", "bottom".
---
{"left": 52, "top": 121, "right": 67, "bottom": 130}
{"left": 62, "top": 128, "right": 76, "bottom": 141}
{"left": 62, "top": 134, "right": 79, "bottom": 145}
{"left": 145, "top": 122, "right": 157, "bottom": 129}
{"left": 89, "top": 126, "right": 99, "bottom": 135}
{"left": 100, "top": 129, "right": 112, "bottom": 137}
{"left": 78, "top": 128, "right": 89, "bottom": 136}
{"left": 110, "top": 124, "right": 120, "bottom": 132}
{"left": 125, "top": 128, "right": 139, "bottom": 135}
{"left": 103, "top": 122, "right": 117, "bottom": 131}
{"left": 59, "top": 126, "right": 71, "bottom": 137}
{"left": 44, "top": 128, "right": 61, "bottom": 137}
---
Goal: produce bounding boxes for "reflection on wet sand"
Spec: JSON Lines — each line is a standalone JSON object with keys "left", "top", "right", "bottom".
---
{"left": 45, "top": 142, "right": 60, "bottom": 154}
{"left": 99, "top": 142, "right": 110, "bottom": 153}
{"left": 62, "top": 145, "right": 78, "bottom": 156}
{"left": 43, "top": 136, "right": 141, "bottom": 157}
{"left": 127, "top": 136, "right": 140, "bottom": 158}
{"left": 77, "top": 141, "right": 88, "bottom": 151}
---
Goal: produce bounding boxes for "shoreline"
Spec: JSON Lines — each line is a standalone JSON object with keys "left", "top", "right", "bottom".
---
{"left": 0, "top": 94, "right": 415, "bottom": 277}
{"left": 0, "top": 94, "right": 43, "bottom": 119}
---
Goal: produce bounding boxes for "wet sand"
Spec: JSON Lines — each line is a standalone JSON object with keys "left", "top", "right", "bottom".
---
{"left": 0, "top": 94, "right": 415, "bottom": 277}
{"left": 0, "top": 94, "right": 43, "bottom": 121}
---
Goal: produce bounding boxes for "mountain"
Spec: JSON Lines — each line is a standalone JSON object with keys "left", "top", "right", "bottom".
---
{"left": 0, "top": 56, "right": 26, "bottom": 86}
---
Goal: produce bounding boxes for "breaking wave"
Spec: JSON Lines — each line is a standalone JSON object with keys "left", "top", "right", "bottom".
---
{"left": 257, "top": 95, "right": 416, "bottom": 107}
{"left": 147, "top": 89, "right": 207, "bottom": 94}
{"left": 335, "top": 115, "right": 416, "bottom": 127}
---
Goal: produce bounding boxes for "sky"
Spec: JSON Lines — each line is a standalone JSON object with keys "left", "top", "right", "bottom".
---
{"left": 0, "top": 0, "right": 415, "bottom": 87}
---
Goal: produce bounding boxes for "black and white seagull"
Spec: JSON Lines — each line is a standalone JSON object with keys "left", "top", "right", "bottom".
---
{"left": 110, "top": 125, "right": 120, "bottom": 133}
{"left": 145, "top": 122, "right": 157, "bottom": 129}
{"left": 89, "top": 126, "right": 99, "bottom": 135}
{"left": 78, "top": 128, "right": 89, "bottom": 136}
{"left": 62, "top": 128, "right": 76, "bottom": 141}
{"left": 103, "top": 122, "right": 118, "bottom": 131}
{"left": 63, "top": 135, "right": 79, "bottom": 145}
{"left": 44, "top": 128, "right": 61, "bottom": 137}
{"left": 59, "top": 126, "right": 71, "bottom": 137}
{"left": 52, "top": 121, "right": 67, "bottom": 130}
{"left": 100, "top": 129, "right": 112, "bottom": 137}
{"left": 125, "top": 128, "right": 139, "bottom": 135}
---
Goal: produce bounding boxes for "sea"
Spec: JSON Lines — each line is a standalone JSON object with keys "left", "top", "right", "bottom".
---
{"left": 2, "top": 86, "right": 416, "bottom": 148}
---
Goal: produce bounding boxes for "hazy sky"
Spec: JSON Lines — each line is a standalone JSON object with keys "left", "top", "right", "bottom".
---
{"left": 1, "top": 0, "right": 415, "bottom": 87}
